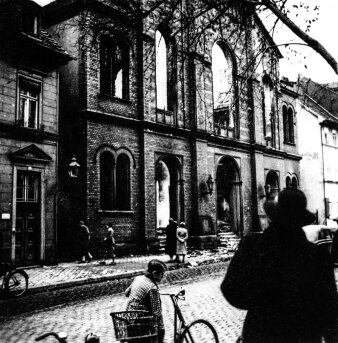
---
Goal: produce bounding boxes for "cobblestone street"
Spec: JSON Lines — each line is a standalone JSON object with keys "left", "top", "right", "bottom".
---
{"left": 1, "top": 274, "right": 246, "bottom": 343}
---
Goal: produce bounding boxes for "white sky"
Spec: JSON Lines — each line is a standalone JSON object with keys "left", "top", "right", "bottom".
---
{"left": 33, "top": 0, "right": 338, "bottom": 84}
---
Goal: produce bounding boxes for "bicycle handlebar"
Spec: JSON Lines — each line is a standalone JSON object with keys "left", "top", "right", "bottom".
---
{"left": 161, "top": 289, "right": 185, "bottom": 298}
{"left": 35, "top": 332, "right": 67, "bottom": 342}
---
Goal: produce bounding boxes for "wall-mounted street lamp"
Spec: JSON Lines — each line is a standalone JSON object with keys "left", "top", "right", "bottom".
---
{"left": 68, "top": 155, "right": 80, "bottom": 178}
{"left": 206, "top": 175, "right": 214, "bottom": 195}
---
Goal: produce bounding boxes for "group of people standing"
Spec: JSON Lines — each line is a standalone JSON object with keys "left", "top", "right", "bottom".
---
{"left": 165, "top": 219, "right": 189, "bottom": 263}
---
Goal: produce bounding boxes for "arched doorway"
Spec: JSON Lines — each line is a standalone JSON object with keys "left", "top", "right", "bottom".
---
{"left": 216, "top": 157, "right": 242, "bottom": 236}
{"left": 155, "top": 156, "right": 183, "bottom": 228}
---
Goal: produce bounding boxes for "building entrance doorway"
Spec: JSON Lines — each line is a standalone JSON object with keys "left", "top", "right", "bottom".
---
{"left": 15, "top": 171, "right": 40, "bottom": 266}
{"left": 216, "top": 157, "right": 242, "bottom": 236}
{"left": 155, "top": 156, "right": 183, "bottom": 229}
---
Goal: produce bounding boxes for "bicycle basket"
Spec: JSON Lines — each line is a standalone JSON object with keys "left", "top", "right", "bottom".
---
{"left": 110, "top": 310, "right": 158, "bottom": 341}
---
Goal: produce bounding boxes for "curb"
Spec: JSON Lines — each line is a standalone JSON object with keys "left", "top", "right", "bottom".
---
{"left": 0, "top": 258, "right": 230, "bottom": 320}
{"left": 24, "top": 255, "right": 232, "bottom": 295}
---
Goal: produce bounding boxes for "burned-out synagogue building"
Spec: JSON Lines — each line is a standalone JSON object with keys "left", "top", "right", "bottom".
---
{"left": 0, "top": 0, "right": 301, "bottom": 265}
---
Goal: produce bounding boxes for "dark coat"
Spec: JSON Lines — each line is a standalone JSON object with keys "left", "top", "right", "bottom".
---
{"left": 221, "top": 227, "right": 338, "bottom": 343}
{"left": 165, "top": 222, "right": 177, "bottom": 255}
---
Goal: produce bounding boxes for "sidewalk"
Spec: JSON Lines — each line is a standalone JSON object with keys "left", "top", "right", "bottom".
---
{"left": 22, "top": 248, "right": 233, "bottom": 293}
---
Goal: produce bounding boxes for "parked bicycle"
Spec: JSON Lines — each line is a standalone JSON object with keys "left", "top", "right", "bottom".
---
{"left": 0, "top": 262, "right": 28, "bottom": 297}
{"left": 162, "top": 289, "right": 219, "bottom": 343}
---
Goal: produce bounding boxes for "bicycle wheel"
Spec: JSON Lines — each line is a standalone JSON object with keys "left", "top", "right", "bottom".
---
{"left": 4, "top": 270, "right": 28, "bottom": 297}
{"left": 179, "top": 319, "right": 219, "bottom": 343}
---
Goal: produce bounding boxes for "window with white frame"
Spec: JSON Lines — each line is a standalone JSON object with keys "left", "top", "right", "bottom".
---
{"left": 18, "top": 77, "right": 41, "bottom": 129}
{"left": 333, "top": 132, "right": 337, "bottom": 146}
{"left": 16, "top": 171, "right": 39, "bottom": 202}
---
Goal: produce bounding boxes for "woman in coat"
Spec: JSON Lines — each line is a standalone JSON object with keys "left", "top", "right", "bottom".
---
{"left": 176, "top": 222, "right": 188, "bottom": 263}
{"left": 221, "top": 189, "right": 338, "bottom": 343}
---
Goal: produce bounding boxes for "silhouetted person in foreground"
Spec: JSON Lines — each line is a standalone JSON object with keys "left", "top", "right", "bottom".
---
{"left": 221, "top": 189, "right": 338, "bottom": 343}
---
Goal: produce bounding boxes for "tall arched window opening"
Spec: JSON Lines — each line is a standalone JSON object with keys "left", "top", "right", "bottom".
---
{"left": 100, "top": 35, "right": 129, "bottom": 99}
{"left": 288, "top": 108, "right": 295, "bottom": 143}
{"left": 212, "top": 43, "right": 234, "bottom": 137}
{"left": 262, "top": 73, "right": 275, "bottom": 147}
{"left": 155, "top": 30, "right": 167, "bottom": 110}
{"left": 100, "top": 151, "right": 114, "bottom": 210}
{"left": 116, "top": 154, "right": 131, "bottom": 210}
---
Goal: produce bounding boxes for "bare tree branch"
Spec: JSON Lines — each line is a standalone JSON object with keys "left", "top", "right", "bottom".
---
{"left": 261, "top": 0, "right": 338, "bottom": 74}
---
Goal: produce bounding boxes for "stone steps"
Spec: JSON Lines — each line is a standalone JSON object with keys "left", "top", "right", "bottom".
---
{"left": 218, "top": 232, "right": 241, "bottom": 251}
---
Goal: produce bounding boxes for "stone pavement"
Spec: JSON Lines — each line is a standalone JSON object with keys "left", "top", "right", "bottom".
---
{"left": 0, "top": 248, "right": 234, "bottom": 319}
{"left": 23, "top": 247, "right": 232, "bottom": 293}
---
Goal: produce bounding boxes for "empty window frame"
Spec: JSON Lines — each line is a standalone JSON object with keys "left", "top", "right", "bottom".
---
{"left": 100, "top": 35, "right": 129, "bottom": 99}
{"left": 17, "top": 77, "right": 41, "bottom": 129}
{"left": 100, "top": 151, "right": 131, "bottom": 211}
{"left": 212, "top": 43, "right": 235, "bottom": 136}
{"left": 155, "top": 30, "right": 168, "bottom": 110}
{"left": 262, "top": 73, "right": 275, "bottom": 146}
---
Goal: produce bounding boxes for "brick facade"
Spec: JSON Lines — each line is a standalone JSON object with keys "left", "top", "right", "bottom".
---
{"left": 44, "top": 0, "right": 301, "bottom": 259}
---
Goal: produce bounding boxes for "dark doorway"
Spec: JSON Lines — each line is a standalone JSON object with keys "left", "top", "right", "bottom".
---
{"left": 15, "top": 171, "right": 40, "bottom": 266}
{"left": 156, "top": 155, "right": 183, "bottom": 228}
{"left": 216, "top": 157, "right": 242, "bottom": 236}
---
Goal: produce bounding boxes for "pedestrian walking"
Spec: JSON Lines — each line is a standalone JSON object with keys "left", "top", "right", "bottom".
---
{"left": 176, "top": 222, "right": 188, "bottom": 263}
{"left": 221, "top": 189, "right": 338, "bottom": 343}
{"left": 103, "top": 223, "right": 116, "bottom": 265}
{"left": 79, "top": 220, "right": 93, "bottom": 263}
{"left": 125, "top": 259, "right": 167, "bottom": 343}
{"left": 165, "top": 218, "right": 177, "bottom": 262}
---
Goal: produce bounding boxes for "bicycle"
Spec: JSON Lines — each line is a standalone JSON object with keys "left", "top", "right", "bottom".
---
{"left": 162, "top": 289, "right": 219, "bottom": 343}
{"left": 0, "top": 262, "right": 28, "bottom": 297}
{"left": 35, "top": 332, "right": 100, "bottom": 343}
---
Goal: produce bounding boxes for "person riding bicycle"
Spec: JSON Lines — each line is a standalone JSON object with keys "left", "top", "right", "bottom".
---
{"left": 125, "top": 259, "right": 167, "bottom": 343}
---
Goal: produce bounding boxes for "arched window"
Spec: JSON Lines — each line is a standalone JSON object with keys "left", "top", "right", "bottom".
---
{"left": 100, "top": 35, "right": 129, "bottom": 99}
{"left": 100, "top": 151, "right": 131, "bottom": 211}
{"left": 286, "top": 176, "right": 291, "bottom": 189}
{"left": 212, "top": 43, "right": 234, "bottom": 137}
{"left": 155, "top": 30, "right": 167, "bottom": 110}
{"left": 283, "top": 105, "right": 295, "bottom": 143}
{"left": 116, "top": 153, "right": 131, "bottom": 210}
{"left": 291, "top": 176, "right": 298, "bottom": 189}
{"left": 100, "top": 151, "right": 114, "bottom": 210}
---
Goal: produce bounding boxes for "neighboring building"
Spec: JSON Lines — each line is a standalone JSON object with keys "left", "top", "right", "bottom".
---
{"left": 321, "top": 119, "right": 338, "bottom": 222}
{"left": 296, "top": 77, "right": 338, "bottom": 225}
{"left": 0, "top": 0, "right": 71, "bottom": 265}
{"left": 43, "top": 0, "right": 301, "bottom": 259}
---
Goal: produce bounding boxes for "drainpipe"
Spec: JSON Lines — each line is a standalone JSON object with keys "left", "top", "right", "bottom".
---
{"left": 320, "top": 124, "right": 327, "bottom": 225}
